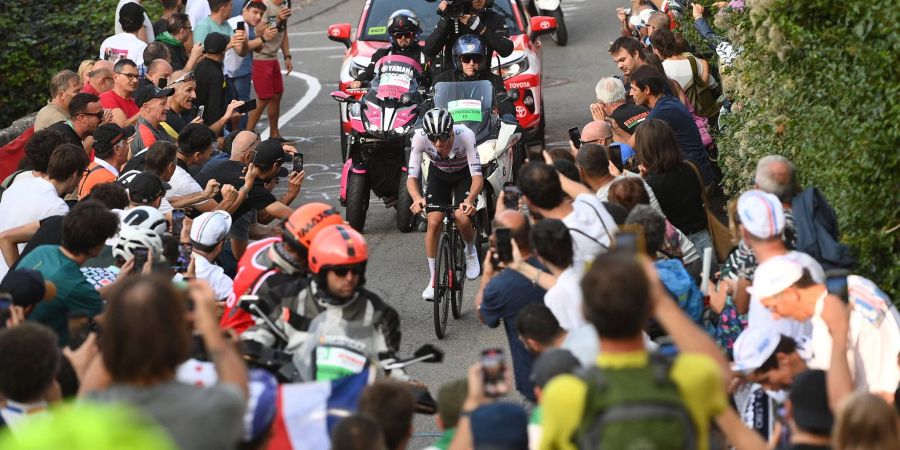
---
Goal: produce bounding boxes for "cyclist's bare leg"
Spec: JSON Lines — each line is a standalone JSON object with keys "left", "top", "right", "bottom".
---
{"left": 425, "top": 211, "right": 444, "bottom": 258}
{"left": 454, "top": 210, "right": 476, "bottom": 244}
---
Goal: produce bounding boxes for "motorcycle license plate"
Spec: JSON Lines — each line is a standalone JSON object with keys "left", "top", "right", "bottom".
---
{"left": 315, "top": 345, "right": 368, "bottom": 381}
{"left": 448, "top": 99, "right": 483, "bottom": 122}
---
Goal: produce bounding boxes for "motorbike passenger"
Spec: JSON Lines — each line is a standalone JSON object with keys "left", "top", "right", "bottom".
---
{"left": 350, "top": 10, "right": 429, "bottom": 89}
{"left": 432, "top": 34, "right": 517, "bottom": 123}
{"left": 407, "top": 108, "right": 483, "bottom": 301}
{"left": 424, "top": 0, "right": 514, "bottom": 76}
{"left": 220, "top": 202, "right": 344, "bottom": 333}
{"left": 241, "top": 224, "right": 402, "bottom": 381}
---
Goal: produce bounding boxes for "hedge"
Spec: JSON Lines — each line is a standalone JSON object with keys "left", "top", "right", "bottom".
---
{"left": 680, "top": 1, "right": 899, "bottom": 295}
{"left": 0, "top": 0, "right": 162, "bottom": 129}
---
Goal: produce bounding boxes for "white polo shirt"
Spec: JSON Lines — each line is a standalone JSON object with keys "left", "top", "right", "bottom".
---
{"left": 747, "top": 251, "right": 825, "bottom": 339}
{"left": 544, "top": 266, "right": 587, "bottom": 331}
{"left": 193, "top": 254, "right": 233, "bottom": 302}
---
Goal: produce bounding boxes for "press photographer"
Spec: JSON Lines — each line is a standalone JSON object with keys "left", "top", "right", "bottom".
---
{"left": 423, "top": 0, "right": 514, "bottom": 76}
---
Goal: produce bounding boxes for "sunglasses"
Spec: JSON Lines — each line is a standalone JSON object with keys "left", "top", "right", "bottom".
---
{"left": 80, "top": 111, "right": 104, "bottom": 120}
{"left": 331, "top": 266, "right": 363, "bottom": 277}
{"left": 116, "top": 72, "right": 140, "bottom": 80}
{"left": 171, "top": 71, "right": 195, "bottom": 85}
{"left": 427, "top": 133, "right": 451, "bottom": 143}
{"left": 460, "top": 55, "right": 484, "bottom": 64}
{"left": 392, "top": 32, "right": 413, "bottom": 40}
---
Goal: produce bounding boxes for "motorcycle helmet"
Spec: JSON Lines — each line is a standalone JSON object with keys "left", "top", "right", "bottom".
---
{"left": 463, "top": 0, "right": 494, "bottom": 10}
{"left": 120, "top": 205, "right": 168, "bottom": 235}
{"left": 422, "top": 108, "right": 454, "bottom": 140}
{"left": 387, "top": 9, "right": 421, "bottom": 47}
{"left": 451, "top": 34, "right": 488, "bottom": 74}
{"left": 112, "top": 225, "right": 164, "bottom": 263}
{"left": 282, "top": 202, "right": 344, "bottom": 253}
{"left": 308, "top": 224, "right": 368, "bottom": 299}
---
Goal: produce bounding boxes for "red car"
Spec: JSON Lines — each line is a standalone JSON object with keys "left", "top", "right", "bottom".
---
{"left": 327, "top": 0, "right": 557, "bottom": 154}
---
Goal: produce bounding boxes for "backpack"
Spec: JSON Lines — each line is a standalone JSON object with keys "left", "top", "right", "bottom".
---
{"left": 791, "top": 187, "right": 856, "bottom": 270}
{"left": 576, "top": 353, "right": 697, "bottom": 450}
{"left": 684, "top": 55, "right": 722, "bottom": 121}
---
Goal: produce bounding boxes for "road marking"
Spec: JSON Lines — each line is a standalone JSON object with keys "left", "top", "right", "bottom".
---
{"left": 289, "top": 46, "right": 342, "bottom": 52}
{"left": 260, "top": 71, "right": 322, "bottom": 140}
{"left": 288, "top": 30, "right": 326, "bottom": 37}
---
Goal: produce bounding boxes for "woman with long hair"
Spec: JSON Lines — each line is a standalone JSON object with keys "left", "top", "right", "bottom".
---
{"left": 833, "top": 392, "right": 900, "bottom": 449}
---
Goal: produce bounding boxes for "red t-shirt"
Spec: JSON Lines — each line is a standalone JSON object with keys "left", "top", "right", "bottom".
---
{"left": 99, "top": 90, "right": 139, "bottom": 118}
{"left": 82, "top": 81, "right": 99, "bottom": 96}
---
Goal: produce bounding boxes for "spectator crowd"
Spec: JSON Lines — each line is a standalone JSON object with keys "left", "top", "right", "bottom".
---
{"left": 1, "top": 1, "right": 899, "bottom": 450}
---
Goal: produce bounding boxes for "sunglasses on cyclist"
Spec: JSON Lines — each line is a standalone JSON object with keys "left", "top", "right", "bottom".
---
{"left": 171, "top": 71, "right": 195, "bottom": 85}
{"left": 460, "top": 55, "right": 484, "bottom": 64}
{"left": 330, "top": 265, "right": 364, "bottom": 277}
{"left": 392, "top": 32, "right": 413, "bottom": 40}
{"left": 427, "top": 133, "right": 452, "bottom": 143}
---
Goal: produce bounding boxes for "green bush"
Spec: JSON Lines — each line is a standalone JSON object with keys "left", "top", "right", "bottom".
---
{"left": 0, "top": 0, "right": 162, "bottom": 129}
{"left": 681, "top": 1, "right": 900, "bottom": 294}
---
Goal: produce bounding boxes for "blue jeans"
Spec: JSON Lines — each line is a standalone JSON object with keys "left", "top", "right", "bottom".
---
{"left": 231, "top": 74, "right": 253, "bottom": 130}
{"left": 686, "top": 229, "right": 717, "bottom": 267}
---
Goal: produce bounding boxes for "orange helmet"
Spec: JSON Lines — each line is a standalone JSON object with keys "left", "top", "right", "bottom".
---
{"left": 283, "top": 202, "right": 343, "bottom": 252}
{"left": 307, "top": 224, "right": 368, "bottom": 275}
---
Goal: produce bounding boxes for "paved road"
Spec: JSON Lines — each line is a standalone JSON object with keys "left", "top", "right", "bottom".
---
{"left": 263, "top": 0, "right": 623, "bottom": 445}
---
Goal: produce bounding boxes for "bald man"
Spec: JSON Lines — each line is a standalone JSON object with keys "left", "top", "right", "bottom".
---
{"left": 229, "top": 131, "right": 260, "bottom": 163}
{"left": 475, "top": 209, "right": 546, "bottom": 401}
{"left": 83, "top": 60, "right": 115, "bottom": 96}
{"left": 144, "top": 59, "right": 174, "bottom": 89}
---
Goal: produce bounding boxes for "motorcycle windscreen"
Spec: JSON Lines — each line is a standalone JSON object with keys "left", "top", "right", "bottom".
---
{"left": 371, "top": 55, "right": 421, "bottom": 100}
{"left": 433, "top": 80, "right": 494, "bottom": 144}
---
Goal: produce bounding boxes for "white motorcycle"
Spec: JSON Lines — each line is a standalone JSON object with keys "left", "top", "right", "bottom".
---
{"left": 529, "top": 0, "right": 567, "bottom": 46}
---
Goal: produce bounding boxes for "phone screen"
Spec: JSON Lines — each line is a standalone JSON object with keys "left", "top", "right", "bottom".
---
{"left": 825, "top": 270, "right": 850, "bottom": 303}
{"left": 292, "top": 153, "right": 304, "bottom": 173}
{"left": 481, "top": 348, "right": 508, "bottom": 397}
{"left": 172, "top": 209, "right": 186, "bottom": 237}
{"left": 197, "top": 105, "right": 205, "bottom": 121}
{"left": 495, "top": 228, "right": 513, "bottom": 263}
{"left": 236, "top": 21, "right": 245, "bottom": 31}
{"left": 502, "top": 184, "right": 520, "bottom": 209}
{"left": 158, "top": 77, "right": 168, "bottom": 88}
{"left": 268, "top": 16, "right": 277, "bottom": 28}
{"left": 568, "top": 126, "right": 581, "bottom": 149}
{"left": 177, "top": 243, "right": 192, "bottom": 273}
{"left": 237, "top": 99, "right": 257, "bottom": 114}
{"left": 608, "top": 143, "right": 624, "bottom": 172}
{"left": 132, "top": 247, "right": 149, "bottom": 270}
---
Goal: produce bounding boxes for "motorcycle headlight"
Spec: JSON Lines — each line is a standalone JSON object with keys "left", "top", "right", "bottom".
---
{"left": 499, "top": 55, "right": 529, "bottom": 80}
{"left": 348, "top": 61, "right": 367, "bottom": 79}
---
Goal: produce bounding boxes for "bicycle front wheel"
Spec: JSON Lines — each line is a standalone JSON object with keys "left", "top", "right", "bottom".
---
{"left": 451, "top": 232, "right": 465, "bottom": 319}
{"left": 433, "top": 232, "right": 452, "bottom": 339}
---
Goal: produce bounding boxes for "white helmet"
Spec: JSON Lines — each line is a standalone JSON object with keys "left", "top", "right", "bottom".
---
{"left": 120, "top": 205, "right": 168, "bottom": 235}
{"left": 113, "top": 225, "right": 164, "bottom": 262}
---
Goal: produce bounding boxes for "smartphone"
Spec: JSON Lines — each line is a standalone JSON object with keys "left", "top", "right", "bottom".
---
{"left": 495, "top": 228, "right": 513, "bottom": 263}
{"left": 568, "top": 126, "right": 581, "bottom": 149}
{"left": 158, "top": 77, "right": 168, "bottom": 88}
{"left": 481, "top": 348, "right": 508, "bottom": 397}
{"left": 608, "top": 143, "right": 624, "bottom": 173}
{"left": 614, "top": 224, "right": 646, "bottom": 255}
{"left": 236, "top": 99, "right": 257, "bottom": 114}
{"left": 292, "top": 153, "right": 304, "bottom": 173}
{"left": 700, "top": 247, "right": 714, "bottom": 294}
{"left": 172, "top": 209, "right": 186, "bottom": 238}
{"left": 526, "top": 145, "right": 543, "bottom": 162}
{"left": 177, "top": 243, "right": 192, "bottom": 273}
{"left": 268, "top": 16, "right": 277, "bottom": 28}
{"left": 502, "top": 183, "right": 520, "bottom": 210}
{"left": 286, "top": 0, "right": 292, "bottom": 10}
{"left": 132, "top": 247, "right": 149, "bottom": 271}
{"left": 197, "top": 105, "right": 205, "bottom": 121}
{"left": 236, "top": 21, "right": 245, "bottom": 31}
{"left": 825, "top": 269, "right": 851, "bottom": 303}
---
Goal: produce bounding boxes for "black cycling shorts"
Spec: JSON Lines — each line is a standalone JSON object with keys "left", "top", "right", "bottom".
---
{"left": 425, "top": 168, "right": 471, "bottom": 210}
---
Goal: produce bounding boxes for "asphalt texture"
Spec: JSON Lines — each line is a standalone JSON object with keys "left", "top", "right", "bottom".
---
{"left": 263, "top": 0, "right": 624, "bottom": 446}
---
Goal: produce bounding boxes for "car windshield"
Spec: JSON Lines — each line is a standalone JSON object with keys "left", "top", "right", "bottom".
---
{"left": 360, "top": 0, "right": 522, "bottom": 42}
{"left": 433, "top": 80, "right": 495, "bottom": 144}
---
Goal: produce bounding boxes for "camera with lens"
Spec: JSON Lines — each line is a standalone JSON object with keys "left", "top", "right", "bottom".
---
{"left": 440, "top": 0, "right": 467, "bottom": 19}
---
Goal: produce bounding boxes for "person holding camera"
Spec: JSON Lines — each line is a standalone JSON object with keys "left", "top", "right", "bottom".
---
{"left": 423, "top": 0, "right": 513, "bottom": 76}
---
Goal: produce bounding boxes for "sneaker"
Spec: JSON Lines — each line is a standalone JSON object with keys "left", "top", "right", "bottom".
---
{"left": 422, "top": 283, "right": 435, "bottom": 301}
{"left": 465, "top": 249, "right": 480, "bottom": 280}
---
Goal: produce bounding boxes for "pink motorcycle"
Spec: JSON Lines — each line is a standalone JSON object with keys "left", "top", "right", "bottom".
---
{"left": 330, "top": 54, "right": 424, "bottom": 232}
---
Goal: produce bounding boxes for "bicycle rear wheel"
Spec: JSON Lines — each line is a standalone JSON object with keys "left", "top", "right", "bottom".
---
{"left": 450, "top": 231, "right": 465, "bottom": 319}
{"left": 433, "top": 232, "right": 452, "bottom": 339}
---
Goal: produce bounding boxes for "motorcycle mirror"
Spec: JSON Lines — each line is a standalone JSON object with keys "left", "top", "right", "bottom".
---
{"left": 399, "top": 92, "right": 414, "bottom": 106}
{"left": 530, "top": 16, "right": 558, "bottom": 42}
{"left": 330, "top": 90, "right": 355, "bottom": 103}
{"left": 413, "top": 344, "right": 444, "bottom": 363}
{"left": 506, "top": 89, "right": 520, "bottom": 102}
{"left": 327, "top": 23, "right": 352, "bottom": 49}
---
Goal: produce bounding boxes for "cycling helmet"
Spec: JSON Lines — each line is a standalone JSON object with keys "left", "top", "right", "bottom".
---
{"left": 283, "top": 202, "right": 344, "bottom": 252}
{"left": 120, "top": 205, "right": 168, "bottom": 235}
{"left": 113, "top": 225, "right": 164, "bottom": 263}
{"left": 452, "top": 34, "right": 488, "bottom": 73}
{"left": 422, "top": 108, "right": 454, "bottom": 139}
{"left": 387, "top": 9, "right": 421, "bottom": 47}
{"left": 308, "top": 224, "right": 368, "bottom": 291}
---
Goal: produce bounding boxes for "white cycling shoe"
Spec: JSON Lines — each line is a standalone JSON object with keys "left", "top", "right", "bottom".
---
{"left": 422, "top": 283, "right": 435, "bottom": 301}
{"left": 465, "top": 249, "right": 480, "bottom": 280}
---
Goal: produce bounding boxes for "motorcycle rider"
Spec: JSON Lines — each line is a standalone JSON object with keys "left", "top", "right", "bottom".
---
{"left": 432, "top": 34, "right": 517, "bottom": 123}
{"left": 408, "top": 108, "right": 483, "bottom": 301}
{"left": 350, "top": 10, "right": 428, "bottom": 89}
{"left": 241, "top": 224, "right": 402, "bottom": 381}
{"left": 220, "top": 202, "right": 344, "bottom": 333}
{"left": 424, "top": 0, "right": 514, "bottom": 76}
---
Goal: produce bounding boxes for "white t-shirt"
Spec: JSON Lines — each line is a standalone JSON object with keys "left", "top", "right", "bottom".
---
{"left": 186, "top": 0, "right": 212, "bottom": 37}
{"left": 194, "top": 255, "right": 234, "bottom": 301}
{"left": 562, "top": 194, "right": 618, "bottom": 268}
{"left": 99, "top": 33, "right": 148, "bottom": 66}
{"left": 167, "top": 166, "right": 203, "bottom": 199}
{"left": 747, "top": 251, "right": 825, "bottom": 339}
{"left": 806, "top": 278, "right": 900, "bottom": 394}
{"left": 0, "top": 177, "right": 69, "bottom": 278}
{"left": 114, "top": 0, "right": 155, "bottom": 42}
{"left": 224, "top": 16, "right": 248, "bottom": 77}
{"left": 544, "top": 266, "right": 587, "bottom": 331}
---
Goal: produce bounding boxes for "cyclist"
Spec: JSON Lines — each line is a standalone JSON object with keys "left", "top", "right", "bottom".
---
{"left": 220, "top": 202, "right": 343, "bottom": 333}
{"left": 432, "top": 34, "right": 516, "bottom": 122}
{"left": 241, "top": 224, "right": 402, "bottom": 381}
{"left": 350, "top": 10, "right": 428, "bottom": 89}
{"left": 407, "top": 108, "right": 483, "bottom": 301}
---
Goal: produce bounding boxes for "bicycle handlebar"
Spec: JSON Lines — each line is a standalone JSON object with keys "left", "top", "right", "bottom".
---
{"left": 425, "top": 204, "right": 461, "bottom": 211}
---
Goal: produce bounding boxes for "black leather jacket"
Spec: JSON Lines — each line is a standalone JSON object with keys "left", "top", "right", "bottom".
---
{"left": 424, "top": 8, "right": 514, "bottom": 75}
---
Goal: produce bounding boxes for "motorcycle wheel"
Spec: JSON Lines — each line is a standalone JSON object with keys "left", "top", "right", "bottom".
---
{"left": 345, "top": 171, "right": 369, "bottom": 232}
{"left": 550, "top": 8, "right": 568, "bottom": 46}
{"left": 396, "top": 171, "right": 416, "bottom": 233}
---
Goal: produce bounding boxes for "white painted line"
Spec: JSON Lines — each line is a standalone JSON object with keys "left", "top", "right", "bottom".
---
{"left": 260, "top": 71, "right": 322, "bottom": 140}
{"left": 289, "top": 46, "right": 343, "bottom": 52}
{"left": 327, "top": 54, "right": 344, "bottom": 59}
{"left": 288, "top": 30, "right": 327, "bottom": 36}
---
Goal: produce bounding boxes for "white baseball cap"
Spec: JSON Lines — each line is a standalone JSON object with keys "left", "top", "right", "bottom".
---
{"left": 746, "top": 255, "right": 804, "bottom": 299}
{"left": 731, "top": 328, "right": 781, "bottom": 374}
{"left": 738, "top": 190, "right": 785, "bottom": 239}
{"left": 189, "top": 211, "right": 233, "bottom": 247}
{"left": 629, "top": 8, "right": 653, "bottom": 28}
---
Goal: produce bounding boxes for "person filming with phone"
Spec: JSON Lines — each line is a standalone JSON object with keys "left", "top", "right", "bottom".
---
{"left": 424, "top": 0, "right": 513, "bottom": 76}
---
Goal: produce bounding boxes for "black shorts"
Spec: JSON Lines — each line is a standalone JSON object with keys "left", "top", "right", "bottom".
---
{"left": 425, "top": 168, "right": 472, "bottom": 209}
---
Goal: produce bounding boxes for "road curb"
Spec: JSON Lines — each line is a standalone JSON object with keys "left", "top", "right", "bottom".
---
{"left": 289, "top": 0, "right": 351, "bottom": 26}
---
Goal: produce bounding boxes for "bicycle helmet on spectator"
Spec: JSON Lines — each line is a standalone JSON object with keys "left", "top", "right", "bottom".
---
{"left": 120, "top": 206, "right": 168, "bottom": 235}
{"left": 112, "top": 226, "right": 164, "bottom": 263}
{"left": 387, "top": 10, "right": 421, "bottom": 47}
{"left": 308, "top": 224, "right": 368, "bottom": 298}
{"left": 422, "top": 108, "right": 454, "bottom": 140}
{"left": 452, "top": 34, "right": 488, "bottom": 73}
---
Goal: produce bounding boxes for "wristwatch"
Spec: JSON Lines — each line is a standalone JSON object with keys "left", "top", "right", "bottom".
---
{"left": 260, "top": 35, "right": 267, "bottom": 43}
{"left": 284, "top": 55, "right": 292, "bottom": 59}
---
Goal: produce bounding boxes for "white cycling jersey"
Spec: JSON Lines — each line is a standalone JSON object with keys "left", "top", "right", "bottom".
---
{"left": 408, "top": 125, "right": 481, "bottom": 178}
